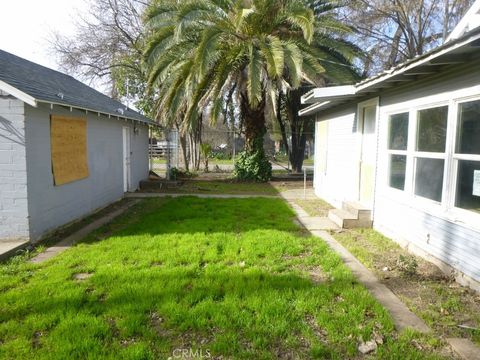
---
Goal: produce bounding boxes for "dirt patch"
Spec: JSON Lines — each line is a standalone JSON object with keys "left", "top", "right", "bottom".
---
{"left": 305, "top": 315, "right": 329, "bottom": 345}
{"left": 308, "top": 268, "right": 327, "bottom": 285}
{"left": 120, "top": 337, "right": 137, "bottom": 347}
{"left": 106, "top": 317, "right": 120, "bottom": 337}
{"left": 73, "top": 273, "right": 93, "bottom": 281}
{"left": 149, "top": 312, "right": 171, "bottom": 338}
{"left": 32, "top": 331, "right": 45, "bottom": 350}
{"left": 332, "top": 229, "right": 480, "bottom": 347}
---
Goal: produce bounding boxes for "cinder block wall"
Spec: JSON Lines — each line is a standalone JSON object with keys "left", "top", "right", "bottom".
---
{"left": 0, "top": 93, "right": 29, "bottom": 241}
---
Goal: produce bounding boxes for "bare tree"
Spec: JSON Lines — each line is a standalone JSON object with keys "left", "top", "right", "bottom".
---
{"left": 50, "top": 0, "right": 147, "bottom": 101}
{"left": 343, "top": 0, "right": 474, "bottom": 75}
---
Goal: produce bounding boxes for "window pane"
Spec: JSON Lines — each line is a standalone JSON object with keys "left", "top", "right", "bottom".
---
{"left": 388, "top": 113, "right": 409, "bottom": 150}
{"left": 414, "top": 158, "right": 444, "bottom": 202}
{"left": 389, "top": 155, "right": 406, "bottom": 190}
{"left": 456, "top": 100, "right": 480, "bottom": 155}
{"left": 416, "top": 106, "right": 448, "bottom": 152}
{"left": 455, "top": 160, "right": 480, "bottom": 214}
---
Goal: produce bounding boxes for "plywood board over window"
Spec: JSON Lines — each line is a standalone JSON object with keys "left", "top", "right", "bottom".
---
{"left": 50, "top": 115, "right": 89, "bottom": 186}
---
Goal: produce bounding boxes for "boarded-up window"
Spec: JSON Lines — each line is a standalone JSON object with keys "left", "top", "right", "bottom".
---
{"left": 50, "top": 115, "right": 89, "bottom": 186}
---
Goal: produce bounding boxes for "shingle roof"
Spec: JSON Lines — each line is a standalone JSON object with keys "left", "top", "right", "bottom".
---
{"left": 0, "top": 49, "right": 154, "bottom": 124}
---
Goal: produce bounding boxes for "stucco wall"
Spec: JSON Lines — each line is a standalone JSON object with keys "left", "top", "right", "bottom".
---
{"left": 0, "top": 93, "right": 29, "bottom": 241}
{"left": 25, "top": 103, "right": 148, "bottom": 242}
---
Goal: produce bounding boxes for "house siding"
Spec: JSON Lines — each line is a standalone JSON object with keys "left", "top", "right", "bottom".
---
{"left": 314, "top": 104, "right": 359, "bottom": 207}
{"left": 0, "top": 94, "right": 29, "bottom": 241}
{"left": 373, "top": 59, "right": 480, "bottom": 286}
{"left": 314, "top": 57, "right": 480, "bottom": 286}
{"left": 25, "top": 103, "right": 148, "bottom": 242}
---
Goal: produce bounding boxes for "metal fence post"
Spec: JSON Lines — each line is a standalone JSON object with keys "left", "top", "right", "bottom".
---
{"left": 166, "top": 130, "right": 171, "bottom": 180}
{"left": 304, "top": 167, "right": 307, "bottom": 200}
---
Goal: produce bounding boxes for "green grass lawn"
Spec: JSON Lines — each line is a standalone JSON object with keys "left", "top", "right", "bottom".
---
{"left": 0, "top": 198, "right": 448, "bottom": 359}
{"left": 145, "top": 180, "right": 281, "bottom": 195}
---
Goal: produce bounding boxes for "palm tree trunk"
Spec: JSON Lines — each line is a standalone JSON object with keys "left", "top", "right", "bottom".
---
{"left": 241, "top": 95, "right": 266, "bottom": 152}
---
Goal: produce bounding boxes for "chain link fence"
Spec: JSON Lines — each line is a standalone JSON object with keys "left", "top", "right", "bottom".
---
{"left": 149, "top": 128, "right": 315, "bottom": 178}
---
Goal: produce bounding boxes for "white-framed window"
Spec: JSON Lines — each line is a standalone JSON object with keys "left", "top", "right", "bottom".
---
{"left": 387, "top": 112, "right": 409, "bottom": 191}
{"left": 452, "top": 99, "right": 480, "bottom": 215}
{"left": 383, "top": 94, "right": 480, "bottom": 224}
{"left": 413, "top": 105, "right": 448, "bottom": 203}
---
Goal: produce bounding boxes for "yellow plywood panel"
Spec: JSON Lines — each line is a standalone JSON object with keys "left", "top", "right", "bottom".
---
{"left": 50, "top": 115, "right": 89, "bottom": 186}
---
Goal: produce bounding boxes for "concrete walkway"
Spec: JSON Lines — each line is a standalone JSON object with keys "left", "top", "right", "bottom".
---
{"left": 281, "top": 188, "right": 319, "bottom": 201}
{"left": 30, "top": 200, "right": 139, "bottom": 264}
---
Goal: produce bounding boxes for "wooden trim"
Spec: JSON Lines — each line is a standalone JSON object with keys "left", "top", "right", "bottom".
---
{"left": 0, "top": 80, "right": 37, "bottom": 107}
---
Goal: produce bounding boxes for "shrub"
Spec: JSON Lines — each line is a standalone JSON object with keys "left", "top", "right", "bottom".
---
{"left": 233, "top": 149, "right": 272, "bottom": 182}
{"left": 169, "top": 167, "right": 197, "bottom": 180}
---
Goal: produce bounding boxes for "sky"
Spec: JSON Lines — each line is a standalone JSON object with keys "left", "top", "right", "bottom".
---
{"left": 0, "top": 0, "right": 88, "bottom": 71}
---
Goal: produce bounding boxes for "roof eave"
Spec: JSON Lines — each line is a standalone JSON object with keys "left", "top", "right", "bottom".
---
{"left": 299, "top": 101, "right": 332, "bottom": 117}
{"left": 301, "top": 85, "right": 356, "bottom": 104}
{"left": 299, "top": 27, "right": 480, "bottom": 117}
{"left": 34, "top": 99, "right": 155, "bottom": 125}
{"left": 0, "top": 80, "right": 37, "bottom": 107}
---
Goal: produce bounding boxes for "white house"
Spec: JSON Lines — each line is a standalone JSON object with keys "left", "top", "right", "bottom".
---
{"left": 0, "top": 50, "right": 152, "bottom": 257}
{"left": 302, "top": 3, "right": 480, "bottom": 291}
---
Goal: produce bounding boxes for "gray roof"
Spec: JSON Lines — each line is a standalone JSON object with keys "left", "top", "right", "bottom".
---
{"left": 0, "top": 49, "right": 154, "bottom": 124}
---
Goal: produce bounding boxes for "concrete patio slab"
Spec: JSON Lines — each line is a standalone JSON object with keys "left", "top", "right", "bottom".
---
{"left": 0, "top": 240, "right": 29, "bottom": 262}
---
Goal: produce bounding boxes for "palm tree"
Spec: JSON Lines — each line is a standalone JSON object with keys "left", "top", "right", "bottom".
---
{"left": 143, "top": 0, "right": 359, "bottom": 180}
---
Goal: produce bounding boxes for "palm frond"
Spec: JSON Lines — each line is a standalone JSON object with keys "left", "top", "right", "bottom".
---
{"left": 247, "top": 43, "right": 263, "bottom": 108}
{"left": 259, "top": 35, "right": 285, "bottom": 79}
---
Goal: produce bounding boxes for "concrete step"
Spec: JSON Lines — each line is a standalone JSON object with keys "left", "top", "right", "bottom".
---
{"left": 328, "top": 209, "right": 358, "bottom": 229}
{"left": 342, "top": 201, "right": 372, "bottom": 220}
{"left": 328, "top": 209, "right": 373, "bottom": 229}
